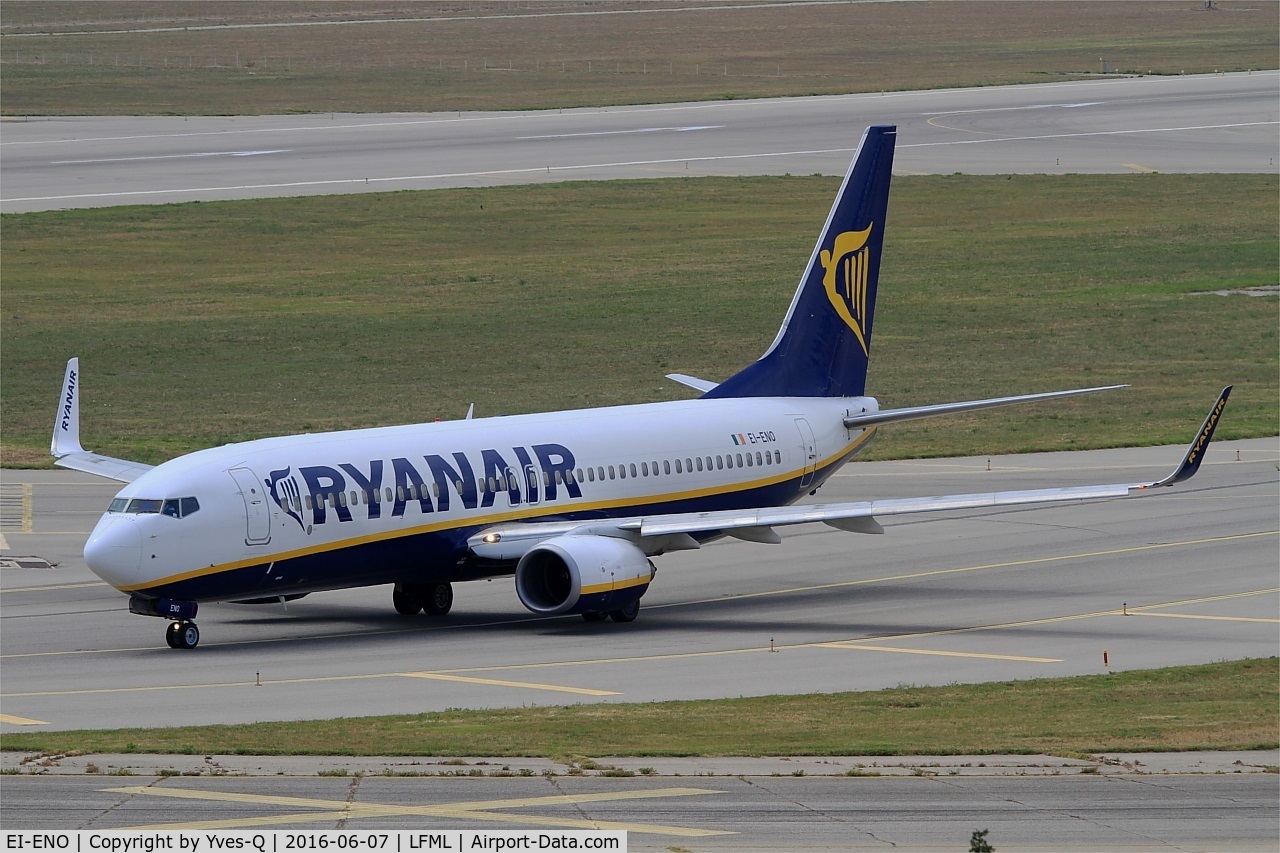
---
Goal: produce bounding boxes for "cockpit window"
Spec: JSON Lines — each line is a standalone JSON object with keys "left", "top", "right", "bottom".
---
{"left": 109, "top": 497, "right": 199, "bottom": 517}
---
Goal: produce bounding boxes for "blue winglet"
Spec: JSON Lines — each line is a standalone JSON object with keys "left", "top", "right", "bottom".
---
{"left": 1143, "top": 386, "right": 1232, "bottom": 488}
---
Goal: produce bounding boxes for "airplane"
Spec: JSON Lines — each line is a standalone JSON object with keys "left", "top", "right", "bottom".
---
{"left": 50, "top": 125, "right": 1230, "bottom": 650}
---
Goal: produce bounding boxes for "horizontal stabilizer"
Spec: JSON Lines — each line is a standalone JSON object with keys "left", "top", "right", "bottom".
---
{"left": 844, "top": 385, "right": 1128, "bottom": 429}
{"left": 667, "top": 374, "right": 719, "bottom": 393}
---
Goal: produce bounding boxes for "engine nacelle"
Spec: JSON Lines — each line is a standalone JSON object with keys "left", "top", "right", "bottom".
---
{"left": 515, "top": 534, "right": 655, "bottom": 616}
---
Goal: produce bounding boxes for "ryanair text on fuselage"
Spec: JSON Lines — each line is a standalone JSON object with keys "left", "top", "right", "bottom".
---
{"left": 266, "top": 443, "right": 582, "bottom": 531}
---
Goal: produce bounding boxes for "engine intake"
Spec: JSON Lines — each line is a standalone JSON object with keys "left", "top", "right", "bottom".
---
{"left": 515, "top": 535, "right": 654, "bottom": 616}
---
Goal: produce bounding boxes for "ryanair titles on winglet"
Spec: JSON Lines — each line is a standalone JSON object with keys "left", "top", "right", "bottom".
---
{"left": 265, "top": 443, "right": 581, "bottom": 531}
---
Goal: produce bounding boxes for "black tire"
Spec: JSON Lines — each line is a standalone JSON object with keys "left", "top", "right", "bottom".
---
{"left": 423, "top": 582, "right": 454, "bottom": 616}
{"left": 609, "top": 600, "right": 640, "bottom": 623}
{"left": 392, "top": 584, "right": 422, "bottom": 615}
{"left": 581, "top": 611, "right": 608, "bottom": 623}
{"left": 165, "top": 621, "right": 181, "bottom": 648}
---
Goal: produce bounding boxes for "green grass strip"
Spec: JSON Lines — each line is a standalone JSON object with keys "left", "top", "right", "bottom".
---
{"left": 3, "top": 174, "right": 1276, "bottom": 469}
{"left": 2, "top": 2, "right": 1275, "bottom": 115}
{"left": 3, "top": 659, "right": 1275, "bottom": 758}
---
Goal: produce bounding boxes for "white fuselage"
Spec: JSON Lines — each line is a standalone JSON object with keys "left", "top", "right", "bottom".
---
{"left": 84, "top": 395, "right": 879, "bottom": 602}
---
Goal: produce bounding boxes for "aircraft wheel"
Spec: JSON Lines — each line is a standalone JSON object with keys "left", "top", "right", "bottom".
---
{"left": 169, "top": 621, "right": 200, "bottom": 649}
{"left": 423, "top": 582, "right": 453, "bottom": 616}
{"left": 581, "top": 611, "right": 608, "bottom": 623}
{"left": 392, "top": 584, "right": 423, "bottom": 615}
{"left": 609, "top": 600, "right": 640, "bottom": 623}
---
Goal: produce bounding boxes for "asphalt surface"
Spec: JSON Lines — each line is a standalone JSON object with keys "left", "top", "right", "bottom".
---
{"left": 2, "top": 71, "right": 1276, "bottom": 212}
{"left": 3, "top": 438, "right": 1276, "bottom": 733}
{"left": 2, "top": 764, "right": 1277, "bottom": 849}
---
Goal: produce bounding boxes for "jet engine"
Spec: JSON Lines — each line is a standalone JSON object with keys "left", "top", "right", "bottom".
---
{"left": 515, "top": 534, "right": 654, "bottom": 616}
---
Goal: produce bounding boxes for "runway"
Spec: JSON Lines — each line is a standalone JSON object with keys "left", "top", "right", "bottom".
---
{"left": 2, "top": 71, "right": 1276, "bottom": 212}
{"left": 2, "top": 438, "right": 1276, "bottom": 733}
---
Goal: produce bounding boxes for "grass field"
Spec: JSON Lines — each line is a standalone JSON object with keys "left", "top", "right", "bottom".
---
{"left": 3, "top": 173, "right": 1276, "bottom": 468}
{"left": 2, "top": 659, "right": 1275, "bottom": 758}
{"left": 2, "top": 1, "right": 1276, "bottom": 115}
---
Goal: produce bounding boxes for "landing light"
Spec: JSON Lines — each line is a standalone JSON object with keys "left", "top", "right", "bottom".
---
{"left": 482, "top": 533, "right": 502, "bottom": 544}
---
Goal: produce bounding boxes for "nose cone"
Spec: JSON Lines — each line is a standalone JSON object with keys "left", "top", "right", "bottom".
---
{"left": 84, "top": 515, "right": 142, "bottom": 588}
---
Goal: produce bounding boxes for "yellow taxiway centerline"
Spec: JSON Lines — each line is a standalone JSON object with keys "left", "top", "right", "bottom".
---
{"left": 1127, "top": 611, "right": 1280, "bottom": 624}
{"left": 816, "top": 644, "right": 1061, "bottom": 662}
{"left": 398, "top": 672, "right": 620, "bottom": 695}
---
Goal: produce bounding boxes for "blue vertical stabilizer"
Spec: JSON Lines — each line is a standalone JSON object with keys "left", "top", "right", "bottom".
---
{"left": 703, "top": 125, "right": 896, "bottom": 399}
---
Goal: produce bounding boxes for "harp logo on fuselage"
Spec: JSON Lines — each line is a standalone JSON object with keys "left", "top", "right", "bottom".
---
{"left": 819, "top": 223, "right": 874, "bottom": 356}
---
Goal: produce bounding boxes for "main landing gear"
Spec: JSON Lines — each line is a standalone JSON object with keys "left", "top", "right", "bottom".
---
{"left": 393, "top": 581, "right": 454, "bottom": 616}
{"left": 165, "top": 620, "right": 200, "bottom": 649}
{"left": 582, "top": 599, "right": 640, "bottom": 623}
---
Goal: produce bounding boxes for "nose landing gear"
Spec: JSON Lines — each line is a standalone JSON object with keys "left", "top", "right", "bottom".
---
{"left": 165, "top": 620, "right": 200, "bottom": 649}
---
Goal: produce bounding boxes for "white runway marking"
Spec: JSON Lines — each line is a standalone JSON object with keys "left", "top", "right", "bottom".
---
{"left": 518, "top": 125, "right": 723, "bottom": 139}
{"left": 51, "top": 150, "right": 290, "bottom": 165}
{"left": 923, "top": 103, "right": 1101, "bottom": 115}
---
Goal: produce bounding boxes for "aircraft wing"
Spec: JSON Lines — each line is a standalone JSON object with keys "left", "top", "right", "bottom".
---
{"left": 50, "top": 358, "right": 154, "bottom": 484}
{"left": 470, "top": 386, "right": 1230, "bottom": 559}
{"left": 53, "top": 452, "right": 154, "bottom": 484}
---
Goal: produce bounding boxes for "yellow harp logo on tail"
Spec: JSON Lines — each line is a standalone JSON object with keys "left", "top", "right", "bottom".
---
{"left": 819, "top": 224, "right": 874, "bottom": 356}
